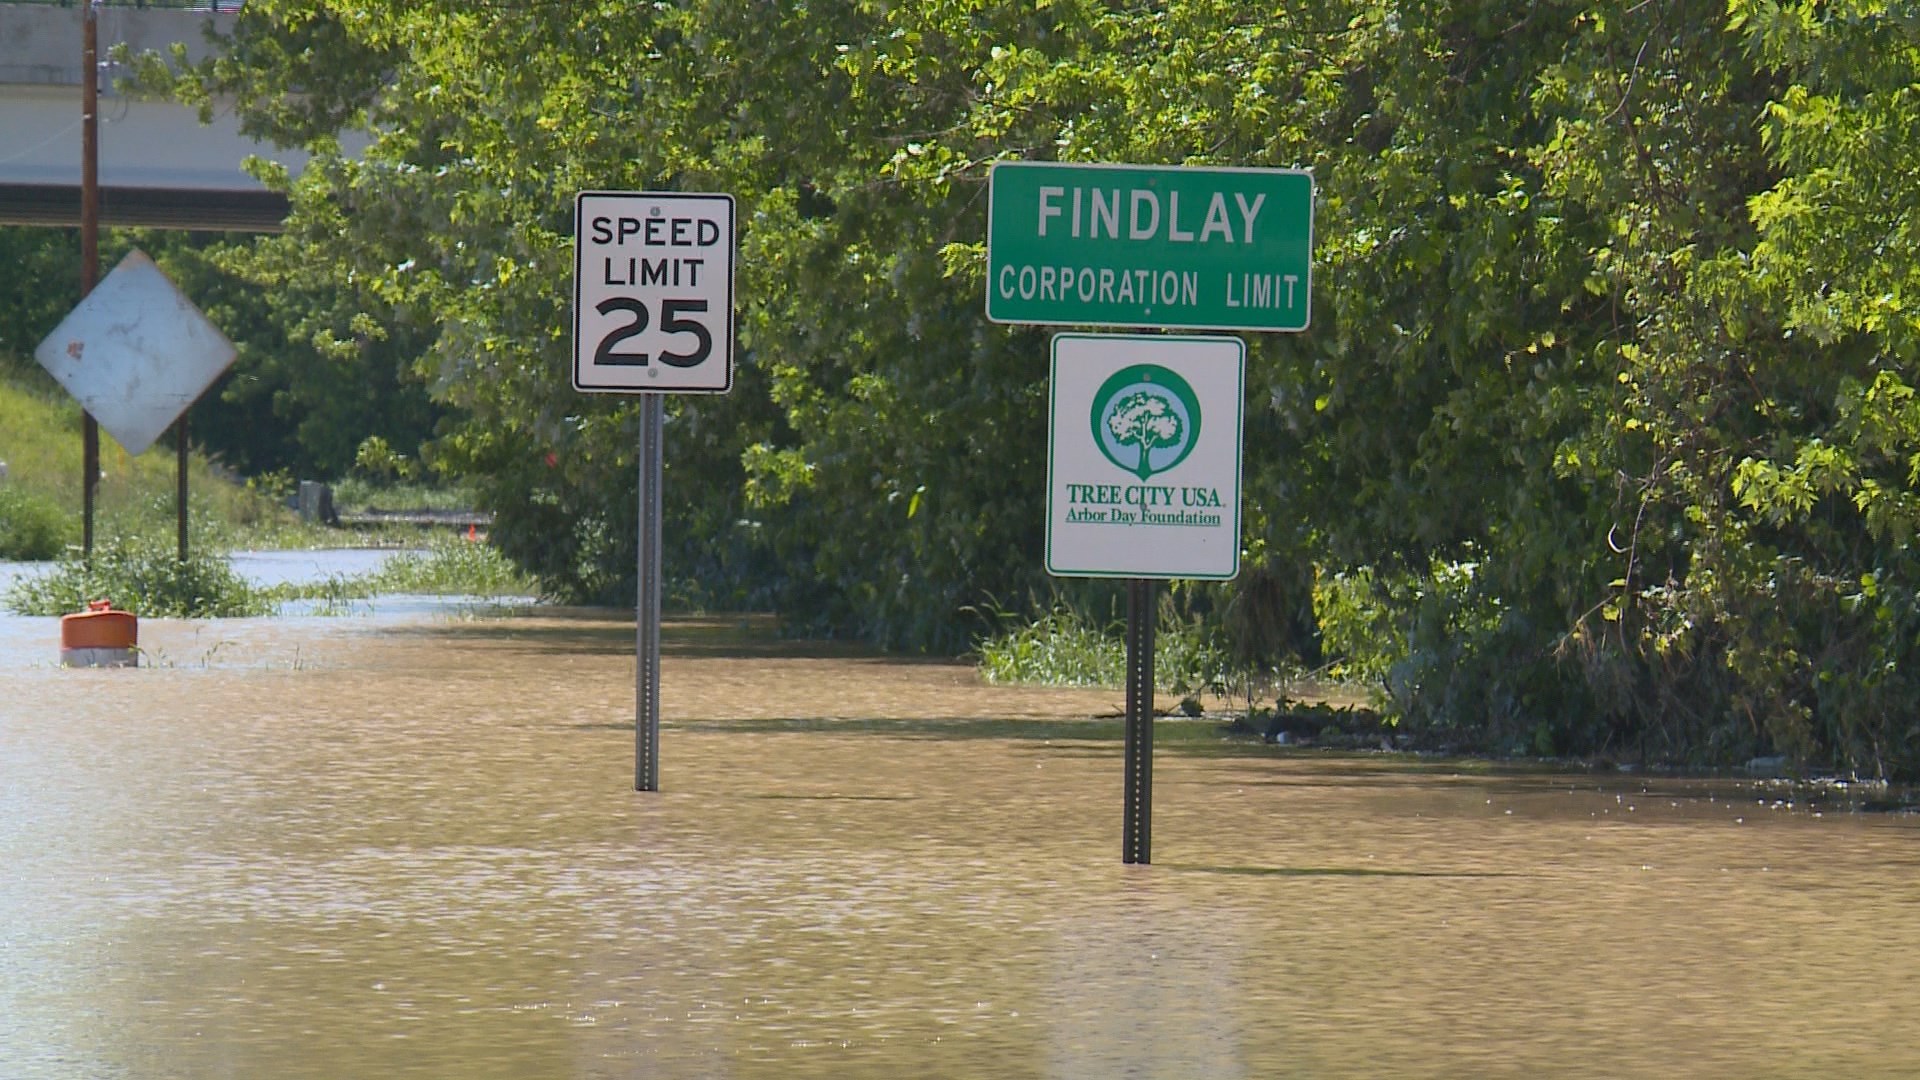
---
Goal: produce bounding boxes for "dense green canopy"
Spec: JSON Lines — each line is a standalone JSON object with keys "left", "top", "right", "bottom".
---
{"left": 137, "top": 0, "right": 1920, "bottom": 777}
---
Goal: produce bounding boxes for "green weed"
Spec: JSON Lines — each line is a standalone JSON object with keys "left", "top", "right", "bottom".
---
{"left": 0, "top": 486, "right": 72, "bottom": 560}
{"left": 330, "top": 476, "right": 479, "bottom": 515}
{"left": 365, "top": 535, "right": 534, "bottom": 596}
{"left": 4, "top": 535, "right": 271, "bottom": 617}
{"left": 267, "top": 535, "right": 535, "bottom": 607}
{"left": 975, "top": 606, "right": 1231, "bottom": 693}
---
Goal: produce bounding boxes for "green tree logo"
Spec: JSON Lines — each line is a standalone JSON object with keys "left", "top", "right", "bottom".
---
{"left": 1091, "top": 364, "right": 1201, "bottom": 480}
{"left": 1106, "top": 391, "right": 1186, "bottom": 478}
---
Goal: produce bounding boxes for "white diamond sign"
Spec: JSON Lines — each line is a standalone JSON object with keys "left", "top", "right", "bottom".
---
{"left": 33, "top": 249, "right": 237, "bottom": 456}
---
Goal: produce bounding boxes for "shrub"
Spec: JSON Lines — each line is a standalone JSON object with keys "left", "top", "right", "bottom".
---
{"left": 363, "top": 535, "right": 534, "bottom": 596}
{"left": 975, "top": 605, "right": 1231, "bottom": 693}
{"left": 262, "top": 534, "right": 537, "bottom": 609}
{"left": 4, "top": 536, "right": 270, "bottom": 617}
{"left": 0, "top": 486, "right": 72, "bottom": 561}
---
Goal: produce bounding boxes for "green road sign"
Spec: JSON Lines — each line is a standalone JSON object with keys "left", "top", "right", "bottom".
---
{"left": 988, "top": 162, "right": 1311, "bottom": 333}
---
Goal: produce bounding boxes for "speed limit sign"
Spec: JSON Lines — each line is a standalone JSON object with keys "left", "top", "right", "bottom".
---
{"left": 573, "top": 190, "right": 735, "bottom": 394}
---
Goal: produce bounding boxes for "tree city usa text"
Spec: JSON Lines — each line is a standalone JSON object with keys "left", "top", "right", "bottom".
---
{"left": 1062, "top": 483, "right": 1225, "bottom": 526}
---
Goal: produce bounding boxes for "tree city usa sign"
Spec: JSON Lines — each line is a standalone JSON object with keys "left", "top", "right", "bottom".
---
{"left": 988, "top": 161, "right": 1312, "bottom": 333}
{"left": 996, "top": 160, "right": 1298, "bottom": 865}
{"left": 1046, "top": 334, "right": 1245, "bottom": 580}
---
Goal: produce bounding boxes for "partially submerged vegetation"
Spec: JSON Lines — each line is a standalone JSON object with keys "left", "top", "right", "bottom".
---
{"left": 7, "top": 2, "right": 1920, "bottom": 780}
{"left": 974, "top": 607, "right": 1230, "bottom": 693}
{"left": 1, "top": 369, "right": 522, "bottom": 615}
{"left": 4, "top": 533, "right": 534, "bottom": 618}
{"left": 338, "top": 536, "right": 532, "bottom": 598}
{"left": 6, "top": 535, "right": 272, "bottom": 617}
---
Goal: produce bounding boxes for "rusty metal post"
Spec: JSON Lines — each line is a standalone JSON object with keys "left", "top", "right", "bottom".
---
{"left": 80, "top": 0, "right": 100, "bottom": 560}
{"left": 177, "top": 414, "right": 189, "bottom": 563}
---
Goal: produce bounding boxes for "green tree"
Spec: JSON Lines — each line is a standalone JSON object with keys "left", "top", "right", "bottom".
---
{"left": 1106, "top": 391, "right": 1184, "bottom": 481}
{"left": 0, "top": 218, "right": 441, "bottom": 482}
{"left": 137, "top": 0, "right": 1061, "bottom": 640}
{"left": 0, "top": 227, "right": 82, "bottom": 386}
{"left": 139, "top": 0, "right": 1920, "bottom": 776}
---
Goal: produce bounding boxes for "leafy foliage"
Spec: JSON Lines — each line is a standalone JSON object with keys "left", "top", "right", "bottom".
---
{"left": 359, "top": 536, "right": 534, "bottom": 598}
{"left": 126, "top": 0, "right": 1920, "bottom": 775}
{"left": 0, "top": 228, "right": 82, "bottom": 386}
{"left": 0, "top": 486, "right": 71, "bottom": 560}
{"left": 975, "top": 604, "right": 1231, "bottom": 695}
{"left": 6, "top": 536, "right": 270, "bottom": 618}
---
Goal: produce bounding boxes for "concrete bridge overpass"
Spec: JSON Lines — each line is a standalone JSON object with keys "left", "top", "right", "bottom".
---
{"left": 0, "top": 1, "right": 308, "bottom": 231}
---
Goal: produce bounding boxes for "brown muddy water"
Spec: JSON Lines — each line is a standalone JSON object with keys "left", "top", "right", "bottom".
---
{"left": 3, "top": 608, "right": 1919, "bottom": 1079}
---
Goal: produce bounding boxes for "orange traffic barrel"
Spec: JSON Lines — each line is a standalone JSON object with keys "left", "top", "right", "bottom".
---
{"left": 60, "top": 599, "right": 138, "bottom": 668}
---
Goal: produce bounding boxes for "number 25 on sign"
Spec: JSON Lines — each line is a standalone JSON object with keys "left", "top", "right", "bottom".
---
{"left": 573, "top": 191, "right": 737, "bottom": 395}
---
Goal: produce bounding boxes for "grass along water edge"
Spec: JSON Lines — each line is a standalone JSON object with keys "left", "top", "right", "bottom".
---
{"left": 5, "top": 535, "right": 538, "bottom": 616}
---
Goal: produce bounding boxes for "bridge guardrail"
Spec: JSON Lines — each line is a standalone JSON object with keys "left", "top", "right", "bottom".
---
{"left": 4, "top": 1, "right": 240, "bottom": 10}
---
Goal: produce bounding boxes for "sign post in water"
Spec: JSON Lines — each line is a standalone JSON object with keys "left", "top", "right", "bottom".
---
{"left": 1045, "top": 333, "right": 1245, "bottom": 864}
{"left": 573, "top": 190, "right": 736, "bottom": 791}
{"left": 991, "top": 161, "right": 1313, "bottom": 864}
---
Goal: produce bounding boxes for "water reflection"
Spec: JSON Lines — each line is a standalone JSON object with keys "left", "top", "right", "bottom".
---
{"left": 2, "top": 610, "right": 1919, "bottom": 1078}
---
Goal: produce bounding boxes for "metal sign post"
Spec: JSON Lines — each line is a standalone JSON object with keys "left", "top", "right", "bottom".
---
{"left": 176, "top": 414, "right": 189, "bottom": 563}
{"left": 1123, "top": 578, "right": 1156, "bottom": 864}
{"left": 635, "top": 395, "right": 664, "bottom": 791}
{"left": 1044, "top": 333, "right": 1246, "bottom": 864}
{"left": 571, "top": 189, "right": 736, "bottom": 792}
{"left": 991, "top": 160, "right": 1312, "bottom": 863}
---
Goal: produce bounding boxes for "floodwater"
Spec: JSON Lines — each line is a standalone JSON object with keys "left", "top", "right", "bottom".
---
{"left": 3, "top": 608, "right": 1920, "bottom": 1079}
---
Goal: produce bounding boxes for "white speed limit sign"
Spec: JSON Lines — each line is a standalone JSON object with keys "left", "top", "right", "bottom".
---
{"left": 573, "top": 190, "right": 735, "bottom": 394}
